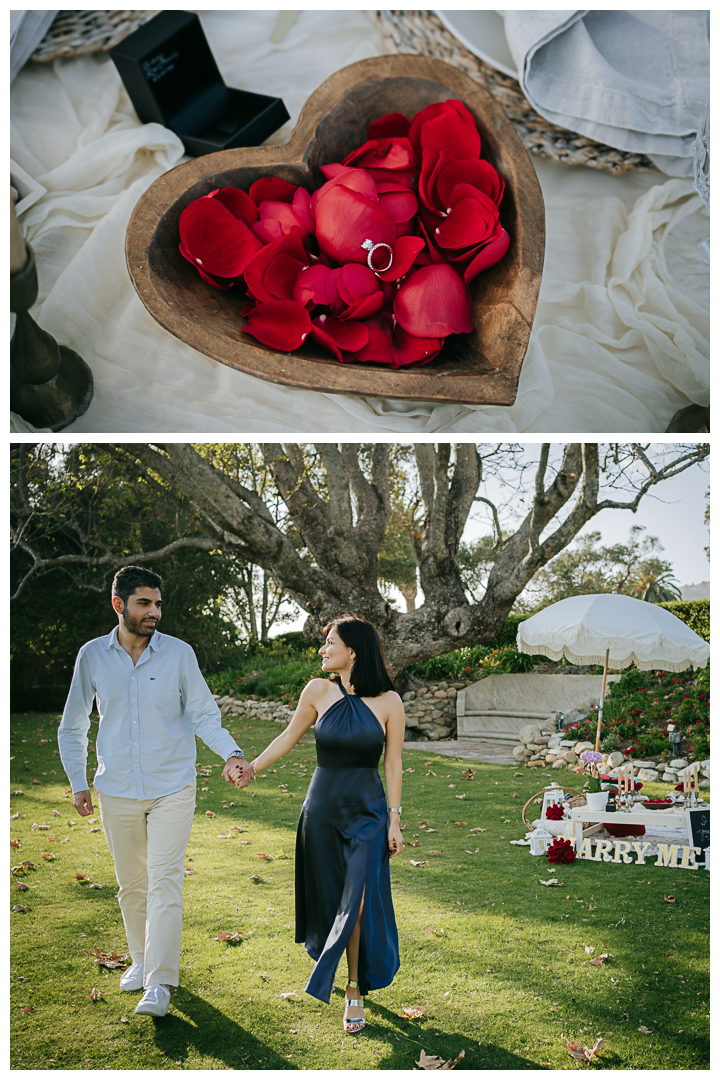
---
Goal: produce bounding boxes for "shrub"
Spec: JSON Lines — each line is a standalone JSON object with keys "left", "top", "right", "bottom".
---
{"left": 656, "top": 599, "right": 709, "bottom": 643}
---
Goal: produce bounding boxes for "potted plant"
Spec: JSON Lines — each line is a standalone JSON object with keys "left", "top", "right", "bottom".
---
{"left": 581, "top": 750, "right": 608, "bottom": 810}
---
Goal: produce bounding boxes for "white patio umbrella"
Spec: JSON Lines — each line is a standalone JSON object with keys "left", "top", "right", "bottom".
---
{"left": 517, "top": 593, "right": 709, "bottom": 751}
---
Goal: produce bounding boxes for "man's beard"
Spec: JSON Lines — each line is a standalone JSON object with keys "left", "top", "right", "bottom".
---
{"left": 120, "top": 609, "right": 157, "bottom": 637}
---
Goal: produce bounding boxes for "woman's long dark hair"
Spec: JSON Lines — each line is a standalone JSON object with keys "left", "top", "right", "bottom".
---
{"left": 323, "top": 615, "right": 395, "bottom": 698}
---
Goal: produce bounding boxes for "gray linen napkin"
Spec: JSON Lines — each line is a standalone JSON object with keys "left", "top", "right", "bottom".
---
{"left": 10, "top": 10, "right": 58, "bottom": 84}
{"left": 502, "top": 10, "right": 710, "bottom": 176}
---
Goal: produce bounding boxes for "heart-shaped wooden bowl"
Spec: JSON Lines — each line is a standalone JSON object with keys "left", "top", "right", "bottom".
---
{"left": 126, "top": 55, "right": 544, "bottom": 405}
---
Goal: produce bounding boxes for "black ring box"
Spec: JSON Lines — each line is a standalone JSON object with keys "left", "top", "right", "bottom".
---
{"left": 110, "top": 11, "right": 290, "bottom": 157}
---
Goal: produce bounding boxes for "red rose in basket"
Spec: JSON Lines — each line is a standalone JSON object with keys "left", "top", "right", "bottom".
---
{"left": 177, "top": 99, "right": 510, "bottom": 368}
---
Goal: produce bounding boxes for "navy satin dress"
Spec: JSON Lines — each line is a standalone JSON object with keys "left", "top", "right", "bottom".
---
{"left": 295, "top": 680, "right": 400, "bottom": 1003}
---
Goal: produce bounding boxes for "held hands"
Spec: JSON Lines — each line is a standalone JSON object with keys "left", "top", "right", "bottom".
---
{"left": 222, "top": 757, "right": 255, "bottom": 788}
{"left": 73, "top": 789, "right": 94, "bottom": 817}
{"left": 388, "top": 821, "right": 404, "bottom": 858}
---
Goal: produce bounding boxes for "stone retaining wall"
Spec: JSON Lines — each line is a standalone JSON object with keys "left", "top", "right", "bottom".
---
{"left": 213, "top": 680, "right": 461, "bottom": 741}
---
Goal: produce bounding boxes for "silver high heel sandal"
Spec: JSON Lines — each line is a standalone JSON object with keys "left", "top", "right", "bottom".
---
{"left": 343, "top": 980, "right": 365, "bottom": 1034}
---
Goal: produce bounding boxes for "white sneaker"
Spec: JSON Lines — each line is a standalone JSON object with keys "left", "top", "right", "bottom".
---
{"left": 135, "top": 984, "right": 171, "bottom": 1016}
{"left": 119, "top": 961, "right": 144, "bottom": 991}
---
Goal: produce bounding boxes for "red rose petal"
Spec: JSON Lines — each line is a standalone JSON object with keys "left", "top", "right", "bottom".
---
{"left": 244, "top": 300, "right": 311, "bottom": 351}
{"left": 434, "top": 197, "right": 498, "bottom": 250}
{"left": 244, "top": 230, "right": 308, "bottom": 303}
{"left": 178, "top": 198, "right": 263, "bottom": 278}
{"left": 312, "top": 166, "right": 378, "bottom": 213}
{"left": 210, "top": 186, "right": 259, "bottom": 226}
{"left": 292, "top": 187, "right": 315, "bottom": 233}
{"left": 341, "top": 291, "right": 385, "bottom": 321}
{"left": 375, "top": 234, "right": 426, "bottom": 282}
{"left": 391, "top": 324, "right": 445, "bottom": 367}
{"left": 436, "top": 158, "right": 504, "bottom": 208}
{"left": 367, "top": 112, "right": 411, "bottom": 139}
{"left": 419, "top": 147, "right": 455, "bottom": 211}
{"left": 378, "top": 189, "right": 419, "bottom": 223}
{"left": 421, "top": 111, "right": 481, "bottom": 161}
{"left": 258, "top": 200, "right": 309, "bottom": 238}
{"left": 293, "top": 264, "right": 330, "bottom": 307}
{"left": 251, "top": 218, "right": 284, "bottom": 245}
{"left": 263, "top": 252, "right": 307, "bottom": 302}
{"left": 349, "top": 312, "right": 443, "bottom": 368}
{"left": 408, "top": 102, "right": 448, "bottom": 159}
{"left": 311, "top": 314, "right": 370, "bottom": 360}
{"left": 248, "top": 176, "right": 297, "bottom": 205}
{"left": 462, "top": 227, "right": 510, "bottom": 284}
{"left": 394, "top": 263, "right": 474, "bottom": 337}
{"left": 314, "top": 186, "right": 395, "bottom": 265}
{"left": 179, "top": 241, "right": 235, "bottom": 289}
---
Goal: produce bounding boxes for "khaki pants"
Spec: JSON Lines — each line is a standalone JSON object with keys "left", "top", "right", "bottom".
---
{"left": 96, "top": 781, "right": 196, "bottom": 987}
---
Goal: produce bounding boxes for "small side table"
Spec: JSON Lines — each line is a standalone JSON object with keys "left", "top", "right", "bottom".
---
{"left": 568, "top": 806, "right": 692, "bottom": 846}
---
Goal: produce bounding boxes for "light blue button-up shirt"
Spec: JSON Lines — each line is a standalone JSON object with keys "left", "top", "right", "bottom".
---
{"left": 58, "top": 627, "right": 242, "bottom": 800}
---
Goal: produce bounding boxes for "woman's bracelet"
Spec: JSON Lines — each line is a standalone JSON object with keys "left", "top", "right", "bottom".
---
{"left": 387, "top": 806, "right": 402, "bottom": 815}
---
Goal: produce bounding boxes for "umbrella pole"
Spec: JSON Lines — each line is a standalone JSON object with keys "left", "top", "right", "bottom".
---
{"left": 594, "top": 649, "right": 610, "bottom": 753}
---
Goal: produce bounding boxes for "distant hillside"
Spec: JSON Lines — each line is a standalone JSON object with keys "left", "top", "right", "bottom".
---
{"left": 680, "top": 581, "right": 709, "bottom": 600}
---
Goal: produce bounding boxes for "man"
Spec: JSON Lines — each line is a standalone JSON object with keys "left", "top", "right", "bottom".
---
{"left": 58, "top": 565, "right": 250, "bottom": 1017}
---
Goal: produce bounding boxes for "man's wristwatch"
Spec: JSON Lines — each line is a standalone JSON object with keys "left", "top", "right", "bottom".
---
{"left": 388, "top": 806, "right": 402, "bottom": 815}
{"left": 228, "top": 750, "right": 244, "bottom": 760}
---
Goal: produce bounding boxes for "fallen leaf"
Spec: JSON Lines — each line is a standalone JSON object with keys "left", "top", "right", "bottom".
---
{"left": 425, "top": 828, "right": 437, "bottom": 833}
{"left": 588, "top": 954, "right": 609, "bottom": 967}
{"left": 205, "top": 811, "right": 216, "bottom": 818}
{"left": 539, "top": 879, "right": 562, "bottom": 886}
{"left": 42, "top": 852, "right": 55, "bottom": 861}
{"left": 567, "top": 1037, "right": 603, "bottom": 1061}
{"left": 185, "top": 867, "right": 195, "bottom": 874}
{"left": 403, "top": 768, "right": 415, "bottom": 774}
{"left": 455, "top": 795, "right": 466, "bottom": 800}
{"left": 12, "top": 791, "right": 24, "bottom": 796}
{"left": 218, "top": 833, "right": 231, "bottom": 839}
{"left": 37, "top": 825, "right": 50, "bottom": 831}
{"left": 32, "top": 780, "right": 41, "bottom": 785}
{"left": 12, "top": 904, "right": 30, "bottom": 912}
{"left": 448, "top": 783, "right": 457, "bottom": 788}
{"left": 638, "top": 1025, "right": 652, "bottom": 1034}
{"left": 120, "top": 1017, "right": 129, "bottom": 1024}
{"left": 400, "top": 1005, "right": 425, "bottom": 1019}
{"left": 76, "top": 872, "right": 88, "bottom": 881}
{"left": 409, "top": 860, "right": 428, "bottom": 867}
{"left": 419, "top": 821, "right": 428, "bottom": 828}
{"left": 427, "top": 850, "right": 442, "bottom": 856}
{"left": 511, "top": 792, "right": 519, "bottom": 798}
{"left": 257, "top": 853, "right": 274, "bottom": 860}
{"left": 89, "top": 883, "right": 103, "bottom": 889}
{"left": 217, "top": 930, "right": 243, "bottom": 942}
{"left": 11, "top": 815, "right": 22, "bottom": 821}
{"left": 415, "top": 1048, "right": 465, "bottom": 1070}
{"left": 426, "top": 928, "right": 444, "bottom": 935}
{"left": 88, "top": 818, "right": 98, "bottom": 823}
{"left": 14, "top": 882, "right": 29, "bottom": 891}
{"left": 52, "top": 810, "right": 61, "bottom": 817}
{"left": 89, "top": 987, "right": 102, "bottom": 1001}
{"left": 280, "top": 991, "right": 301, "bottom": 999}
{"left": 453, "top": 822, "right": 467, "bottom": 828}
{"left": 469, "top": 827, "right": 486, "bottom": 834}
{"left": 584, "top": 946, "right": 595, "bottom": 955}
{"left": 83, "top": 946, "right": 128, "bottom": 969}
{"left": 48, "top": 835, "right": 59, "bottom": 841}
{"left": 408, "top": 840, "right": 421, "bottom": 847}
{"left": 11, "top": 865, "right": 26, "bottom": 875}
{"left": 664, "top": 895, "right": 676, "bottom": 904}
{"left": 22, "top": 1006, "right": 33, "bottom": 1014}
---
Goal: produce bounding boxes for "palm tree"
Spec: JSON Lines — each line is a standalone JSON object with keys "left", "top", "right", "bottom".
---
{"left": 633, "top": 559, "right": 683, "bottom": 603}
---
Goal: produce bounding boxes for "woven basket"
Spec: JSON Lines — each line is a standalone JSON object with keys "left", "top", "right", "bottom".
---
{"left": 370, "top": 11, "right": 657, "bottom": 175}
{"left": 31, "top": 10, "right": 160, "bottom": 62}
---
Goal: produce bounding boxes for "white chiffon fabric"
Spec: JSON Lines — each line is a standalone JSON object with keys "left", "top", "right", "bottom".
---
{"left": 10, "top": 10, "right": 709, "bottom": 434}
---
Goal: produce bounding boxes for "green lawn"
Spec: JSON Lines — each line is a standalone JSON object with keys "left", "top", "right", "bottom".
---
{"left": 10, "top": 712, "right": 709, "bottom": 1070}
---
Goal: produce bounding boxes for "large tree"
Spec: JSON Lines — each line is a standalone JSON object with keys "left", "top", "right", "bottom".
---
{"left": 11, "top": 443, "right": 707, "bottom": 677}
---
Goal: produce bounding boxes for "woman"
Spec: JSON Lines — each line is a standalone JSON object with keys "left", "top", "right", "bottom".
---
{"left": 234, "top": 615, "right": 404, "bottom": 1033}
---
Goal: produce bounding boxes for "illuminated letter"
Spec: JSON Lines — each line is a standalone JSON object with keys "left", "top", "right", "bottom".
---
{"left": 593, "top": 839, "right": 614, "bottom": 862}
{"left": 612, "top": 840, "right": 633, "bottom": 864}
{"left": 577, "top": 838, "right": 592, "bottom": 860}
{"left": 631, "top": 841, "right": 651, "bottom": 865}
{"left": 655, "top": 844, "right": 681, "bottom": 868}
{"left": 679, "top": 845, "right": 702, "bottom": 870}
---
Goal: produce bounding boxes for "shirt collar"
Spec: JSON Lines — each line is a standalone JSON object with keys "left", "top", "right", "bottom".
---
{"left": 104, "top": 625, "right": 162, "bottom": 652}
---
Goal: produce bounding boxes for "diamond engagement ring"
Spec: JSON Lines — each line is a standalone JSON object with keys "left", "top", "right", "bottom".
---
{"left": 361, "top": 239, "right": 393, "bottom": 273}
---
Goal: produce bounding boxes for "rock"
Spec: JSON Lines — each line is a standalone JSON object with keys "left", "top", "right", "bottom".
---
{"left": 402, "top": 691, "right": 416, "bottom": 702}
{"left": 545, "top": 753, "right": 558, "bottom": 763}
{"left": 519, "top": 723, "right": 544, "bottom": 745}
{"left": 607, "top": 751, "right": 625, "bottom": 768}
{"left": 547, "top": 735, "right": 563, "bottom": 749}
{"left": 446, "top": 687, "right": 457, "bottom": 698}
{"left": 637, "top": 768, "right": 660, "bottom": 783}
{"left": 533, "top": 737, "right": 550, "bottom": 745}
{"left": 530, "top": 753, "right": 543, "bottom": 761}
{"left": 670, "top": 758, "right": 688, "bottom": 769}
{"left": 552, "top": 758, "right": 567, "bottom": 769}
{"left": 564, "top": 751, "right": 578, "bottom": 764}
{"left": 699, "top": 779, "right": 710, "bottom": 789}
{"left": 437, "top": 682, "right": 448, "bottom": 690}
{"left": 661, "top": 773, "right": 677, "bottom": 783}
{"left": 416, "top": 687, "right": 428, "bottom": 697}
{"left": 404, "top": 716, "right": 420, "bottom": 729}
{"left": 433, "top": 690, "right": 448, "bottom": 699}
{"left": 513, "top": 745, "right": 527, "bottom": 761}
{"left": 624, "top": 760, "right": 657, "bottom": 770}
{"left": 574, "top": 741, "right": 595, "bottom": 755}
{"left": 527, "top": 760, "right": 544, "bottom": 767}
